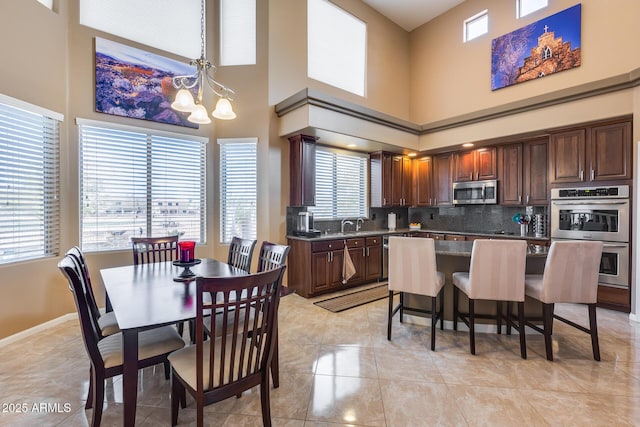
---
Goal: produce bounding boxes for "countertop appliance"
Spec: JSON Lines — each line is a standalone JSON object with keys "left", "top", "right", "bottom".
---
{"left": 551, "top": 185, "right": 629, "bottom": 289}
{"left": 452, "top": 179, "right": 497, "bottom": 205}
{"left": 295, "top": 211, "right": 321, "bottom": 237}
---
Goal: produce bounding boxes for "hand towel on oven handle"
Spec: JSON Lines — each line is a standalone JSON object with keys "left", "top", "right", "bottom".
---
{"left": 342, "top": 245, "right": 356, "bottom": 284}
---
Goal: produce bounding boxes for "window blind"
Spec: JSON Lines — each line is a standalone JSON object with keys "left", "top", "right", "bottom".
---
{"left": 220, "top": 0, "right": 256, "bottom": 66}
{"left": 310, "top": 147, "right": 368, "bottom": 220}
{"left": 0, "top": 100, "right": 60, "bottom": 264}
{"left": 79, "top": 121, "right": 206, "bottom": 251}
{"left": 219, "top": 138, "right": 257, "bottom": 244}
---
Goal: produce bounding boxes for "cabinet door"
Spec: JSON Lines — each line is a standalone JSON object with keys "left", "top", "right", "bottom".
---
{"left": 365, "top": 244, "right": 382, "bottom": 281}
{"left": 390, "top": 155, "right": 404, "bottom": 206}
{"left": 415, "top": 156, "right": 433, "bottom": 206}
{"left": 550, "top": 129, "right": 586, "bottom": 183}
{"left": 328, "top": 250, "right": 345, "bottom": 288}
{"left": 433, "top": 153, "right": 453, "bottom": 205}
{"left": 590, "top": 121, "right": 631, "bottom": 181}
{"left": 476, "top": 147, "right": 497, "bottom": 180}
{"left": 348, "top": 247, "right": 365, "bottom": 284}
{"left": 454, "top": 150, "right": 475, "bottom": 182}
{"left": 401, "top": 156, "right": 413, "bottom": 206}
{"left": 499, "top": 143, "right": 523, "bottom": 206}
{"left": 311, "top": 252, "right": 332, "bottom": 293}
{"left": 288, "top": 134, "right": 316, "bottom": 206}
{"left": 524, "top": 138, "right": 549, "bottom": 205}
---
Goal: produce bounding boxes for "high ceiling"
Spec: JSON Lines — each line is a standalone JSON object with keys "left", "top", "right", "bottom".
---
{"left": 361, "top": 0, "right": 466, "bottom": 31}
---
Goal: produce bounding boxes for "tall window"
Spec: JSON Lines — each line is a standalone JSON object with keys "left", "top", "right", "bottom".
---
{"left": 517, "top": 0, "right": 548, "bottom": 18}
{"left": 310, "top": 147, "right": 368, "bottom": 220}
{"left": 0, "top": 95, "right": 62, "bottom": 264}
{"left": 464, "top": 10, "right": 488, "bottom": 42}
{"left": 307, "top": 0, "right": 366, "bottom": 96}
{"left": 220, "top": 0, "right": 256, "bottom": 66}
{"left": 219, "top": 138, "right": 257, "bottom": 244}
{"left": 79, "top": 120, "right": 206, "bottom": 251}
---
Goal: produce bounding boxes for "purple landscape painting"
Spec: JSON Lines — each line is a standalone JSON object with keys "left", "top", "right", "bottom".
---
{"left": 95, "top": 37, "right": 198, "bottom": 128}
{"left": 491, "top": 4, "right": 581, "bottom": 91}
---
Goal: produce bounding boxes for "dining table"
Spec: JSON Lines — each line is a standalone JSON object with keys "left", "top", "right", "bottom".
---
{"left": 100, "top": 257, "right": 248, "bottom": 427}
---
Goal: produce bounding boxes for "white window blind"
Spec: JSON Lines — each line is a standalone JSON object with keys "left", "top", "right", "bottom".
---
{"left": 219, "top": 138, "right": 257, "bottom": 244}
{"left": 79, "top": 120, "right": 206, "bottom": 251}
{"left": 464, "top": 10, "right": 488, "bottom": 42}
{"left": 0, "top": 98, "right": 61, "bottom": 264}
{"left": 517, "top": 0, "right": 548, "bottom": 18}
{"left": 220, "top": 0, "right": 256, "bottom": 66}
{"left": 310, "top": 147, "right": 368, "bottom": 220}
{"left": 307, "top": 0, "right": 366, "bottom": 96}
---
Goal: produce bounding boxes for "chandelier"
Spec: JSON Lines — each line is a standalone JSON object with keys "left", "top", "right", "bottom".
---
{"left": 171, "top": 0, "right": 236, "bottom": 124}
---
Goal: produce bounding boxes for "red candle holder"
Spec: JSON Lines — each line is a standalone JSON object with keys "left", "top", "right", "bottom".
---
{"left": 178, "top": 240, "right": 196, "bottom": 262}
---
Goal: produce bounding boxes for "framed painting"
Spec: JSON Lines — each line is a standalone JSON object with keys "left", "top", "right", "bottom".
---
{"left": 95, "top": 37, "right": 198, "bottom": 128}
{"left": 491, "top": 4, "right": 581, "bottom": 91}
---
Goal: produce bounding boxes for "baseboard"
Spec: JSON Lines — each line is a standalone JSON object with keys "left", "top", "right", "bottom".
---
{"left": 629, "top": 313, "right": 640, "bottom": 323}
{"left": 0, "top": 313, "right": 77, "bottom": 347}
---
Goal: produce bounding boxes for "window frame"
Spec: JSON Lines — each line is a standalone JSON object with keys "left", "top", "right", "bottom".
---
{"left": 516, "top": 0, "right": 548, "bottom": 19}
{"left": 463, "top": 9, "right": 489, "bottom": 42}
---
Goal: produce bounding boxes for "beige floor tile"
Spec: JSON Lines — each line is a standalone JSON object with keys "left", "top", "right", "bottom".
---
{"left": 314, "top": 346, "right": 378, "bottom": 378}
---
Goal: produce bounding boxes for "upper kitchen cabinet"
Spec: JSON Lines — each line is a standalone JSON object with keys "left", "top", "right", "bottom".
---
{"left": 433, "top": 153, "right": 453, "bottom": 206}
{"left": 370, "top": 152, "right": 413, "bottom": 207}
{"left": 550, "top": 119, "right": 631, "bottom": 184}
{"left": 523, "top": 138, "right": 549, "bottom": 205}
{"left": 289, "top": 134, "right": 317, "bottom": 206}
{"left": 453, "top": 147, "right": 496, "bottom": 182}
{"left": 498, "top": 143, "right": 522, "bottom": 205}
{"left": 499, "top": 139, "right": 549, "bottom": 206}
{"left": 414, "top": 156, "right": 434, "bottom": 206}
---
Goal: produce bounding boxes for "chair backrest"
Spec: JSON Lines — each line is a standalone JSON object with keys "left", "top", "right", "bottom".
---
{"left": 66, "top": 246, "right": 102, "bottom": 326}
{"left": 541, "top": 240, "right": 603, "bottom": 304}
{"left": 58, "top": 254, "right": 103, "bottom": 368}
{"left": 256, "top": 241, "right": 290, "bottom": 272}
{"left": 193, "top": 265, "right": 286, "bottom": 399}
{"left": 388, "top": 236, "right": 441, "bottom": 296}
{"left": 227, "top": 237, "right": 257, "bottom": 272}
{"left": 467, "top": 239, "right": 527, "bottom": 301}
{"left": 131, "top": 235, "right": 179, "bottom": 265}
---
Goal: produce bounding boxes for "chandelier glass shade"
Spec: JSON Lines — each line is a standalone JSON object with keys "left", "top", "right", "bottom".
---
{"left": 170, "top": 0, "right": 236, "bottom": 124}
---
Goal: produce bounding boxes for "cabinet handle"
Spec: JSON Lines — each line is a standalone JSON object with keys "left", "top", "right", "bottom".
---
{"left": 327, "top": 253, "right": 331, "bottom": 263}
{"left": 362, "top": 247, "right": 366, "bottom": 257}
{"left": 470, "top": 173, "right": 473, "bottom": 180}
{"left": 526, "top": 194, "right": 530, "bottom": 204}
{"left": 580, "top": 170, "right": 584, "bottom": 180}
{"left": 434, "top": 197, "right": 437, "bottom": 205}
{"left": 518, "top": 195, "right": 521, "bottom": 203}
{"left": 476, "top": 172, "right": 479, "bottom": 180}
{"left": 383, "top": 198, "right": 387, "bottom": 206}
{"left": 366, "top": 247, "right": 370, "bottom": 256}
{"left": 591, "top": 170, "right": 595, "bottom": 181}
{"left": 429, "top": 198, "right": 432, "bottom": 205}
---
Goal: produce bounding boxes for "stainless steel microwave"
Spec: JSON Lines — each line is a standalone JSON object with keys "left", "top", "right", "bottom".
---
{"left": 452, "top": 179, "right": 498, "bottom": 205}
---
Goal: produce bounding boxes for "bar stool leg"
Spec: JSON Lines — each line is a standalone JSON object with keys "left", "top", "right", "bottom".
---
{"left": 469, "top": 299, "right": 476, "bottom": 355}
{"left": 588, "top": 303, "right": 600, "bottom": 361}
{"left": 542, "top": 303, "right": 554, "bottom": 361}
{"left": 518, "top": 301, "right": 527, "bottom": 359}
{"left": 387, "top": 290, "right": 393, "bottom": 340}
{"left": 453, "top": 286, "right": 459, "bottom": 331}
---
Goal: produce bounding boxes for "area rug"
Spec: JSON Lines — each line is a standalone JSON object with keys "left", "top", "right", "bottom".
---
{"left": 313, "top": 283, "right": 389, "bottom": 313}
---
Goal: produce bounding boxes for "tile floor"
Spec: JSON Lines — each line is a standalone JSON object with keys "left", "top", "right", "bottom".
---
{"left": 2, "top": 286, "right": 640, "bottom": 426}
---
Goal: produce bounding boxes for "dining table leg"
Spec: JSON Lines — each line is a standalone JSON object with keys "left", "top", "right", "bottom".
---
{"left": 122, "top": 328, "right": 139, "bottom": 427}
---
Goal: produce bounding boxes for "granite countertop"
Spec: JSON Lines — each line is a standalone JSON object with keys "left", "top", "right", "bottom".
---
{"left": 287, "top": 228, "right": 550, "bottom": 242}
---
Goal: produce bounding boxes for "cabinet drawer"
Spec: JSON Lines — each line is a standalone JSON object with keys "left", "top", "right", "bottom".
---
{"left": 445, "top": 234, "right": 466, "bottom": 241}
{"left": 430, "top": 233, "right": 445, "bottom": 240}
{"left": 365, "top": 236, "right": 381, "bottom": 246}
{"left": 346, "top": 238, "right": 365, "bottom": 248}
{"left": 311, "top": 240, "right": 344, "bottom": 252}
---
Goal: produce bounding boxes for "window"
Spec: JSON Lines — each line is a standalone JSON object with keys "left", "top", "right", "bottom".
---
{"left": 517, "top": 0, "right": 548, "bottom": 18}
{"left": 542, "top": 46, "right": 552, "bottom": 59}
{"left": 464, "top": 10, "right": 488, "bottom": 42}
{"left": 219, "top": 138, "right": 257, "bottom": 244}
{"left": 36, "top": 0, "right": 53, "bottom": 10}
{"left": 307, "top": 0, "right": 366, "bottom": 96}
{"left": 79, "top": 119, "right": 206, "bottom": 251}
{"left": 220, "top": 0, "right": 256, "bottom": 66}
{"left": 0, "top": 94, "right": 62, "bottom": 264}
{"left": 309, "top": 147, "right": 368, "bottom": 220}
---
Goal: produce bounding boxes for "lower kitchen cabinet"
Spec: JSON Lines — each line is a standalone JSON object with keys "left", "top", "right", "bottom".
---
{"left": 287, "top": 235, "right": 383, "bottom": 298}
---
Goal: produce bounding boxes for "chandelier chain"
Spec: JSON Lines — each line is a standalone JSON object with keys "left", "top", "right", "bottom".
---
{"left": 199, "top": 0, "right": 205, "bottom": 59}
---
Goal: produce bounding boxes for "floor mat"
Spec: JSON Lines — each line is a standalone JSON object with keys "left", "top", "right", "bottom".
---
{"left": 313, "top": 283, "right": 389, "bottom": 313}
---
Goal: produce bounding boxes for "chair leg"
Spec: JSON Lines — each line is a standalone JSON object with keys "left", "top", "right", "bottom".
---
{"left": 453, "top": 286, "right": 459, "bottom": 331}
{"left": 517, "top": 301, "right": 527, "bottom": 359}
{"left": 271, "top": 326, "right": 280, "bottom": 388}
{"left": 387, "top": 290, "right": 393, "bottom": 340}
{"left": 85, "top": 366, "right": 93, "bottom": 409}
{"left": 439, "top": 288, "right": 445, "bottom": 331}
{"left": 430, "top": 296, "right": 437, "bottom": 351}
{"left": 399, "top": 292, "right": 405, "bottom": 323}
{"left": 506, "top": 301, "right": 513, "bottom": 335}
{"left": 469, "top": 298, "right": 476, "bottom": 355}
{"left": 91, "top": 370, "right": 104, "bottom": 427}
{"left": 588, "top": 303, "right": 601, "bottom": 361}
{"left": 171, "top": 374, "right": 180, "bottom": 426}
{"left": 164, "top": 360, "right": 171, "bottom": 380}
{"left": 542, "top": 303, "right": 554, "bottom": 361}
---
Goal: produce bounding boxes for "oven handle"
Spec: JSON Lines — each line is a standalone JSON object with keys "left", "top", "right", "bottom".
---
{"left": 602, "top": 244, "right": 628, "bottom": 249}
{"left": 552, "top": 200, "right": 628, "bottom": 205}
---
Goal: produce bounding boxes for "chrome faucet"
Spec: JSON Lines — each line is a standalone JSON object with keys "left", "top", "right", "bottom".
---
{"left": 356, "top": 217, "right": 364, "bottom": 231}
{"left": 341, "top": 219, "right": 354, "bottom": 233}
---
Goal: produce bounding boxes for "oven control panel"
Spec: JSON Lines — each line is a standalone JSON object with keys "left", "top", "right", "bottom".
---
{"left": 552, "top": 185, "right": 629, "bottom": 199}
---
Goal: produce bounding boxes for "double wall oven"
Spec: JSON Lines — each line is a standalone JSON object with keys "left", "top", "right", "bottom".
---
{"left": 551, "top": 185, "right": 630, "bottom": 289}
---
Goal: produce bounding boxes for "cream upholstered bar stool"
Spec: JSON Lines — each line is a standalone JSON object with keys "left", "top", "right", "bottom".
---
{"left": 387, "top": 236, "right": 445, "bottom": 351}
{"left": 452, "top": 239, "right": 528, "bottom": 358}
{"left": 524, "top": 240, "right": 603, "bottom": 361}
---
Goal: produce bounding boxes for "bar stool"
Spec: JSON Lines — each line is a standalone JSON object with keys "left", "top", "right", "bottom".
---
{"left": 452, "top": 239, "right": 528, "bottom": 358}
{"left": 524, "top": 240, "right": 603, "bottom": 361}
{"left": 387, "top": 236, "right": 445, "bottom": 351}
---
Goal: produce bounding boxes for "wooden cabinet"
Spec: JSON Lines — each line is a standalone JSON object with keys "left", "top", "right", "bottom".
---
{"left": 454, "top": 147, "right": 496, "bottom": 182}
{"left": 370, "top": 152, "right": 413, "bottom": 207}
{"left": 414, "top": 156, "right": 434, "bottom": 206}
{"left": 499, "top": 138, "right": 548, "bottom": 206}
{"left": 550, "top": 119, "right": 631, "bottom": 184}
{"left": 289, "top": 134, "right": 317, "bottom": 206}
{"left": 433, "top": 153, "right": 453, "bottom": 206}
{"left": 445, "top": 234, "right": 466, "bottom": 241}
{"left": 364, "top": 236, "right": 382, "bottom": 281}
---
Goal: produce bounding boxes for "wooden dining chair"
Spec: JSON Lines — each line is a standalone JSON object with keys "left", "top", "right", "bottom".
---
{"left": 58, "top": 254, "right": 185, "bottom": 427}
{"left": 227, "top": 236, "right": 257, "bottom": 272}
{"left": 131, "top": 235, "right": 179, "bottom": 266}
{"left": 257, "top": 241, "right": 291, "bottom": 272}
{"left": 66, "top": 246, "right": 120, "bottom": 337}
{"left": 168, "top": 266, "right": 286, "bottom": 427}
{"left": 524, "top": 240, "right": 603, "bottom": 361}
